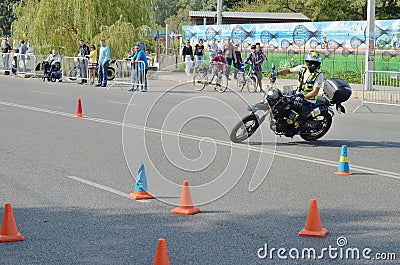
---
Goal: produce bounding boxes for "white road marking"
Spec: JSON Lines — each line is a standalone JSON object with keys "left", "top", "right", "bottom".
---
{"left": 30, "top": 90, "right": 54, "bottom": 95}
{"left": 66, "top": 175, "right": 150, "bottom": 203}
{"left": 107, "top": 100, "right": 142, "bottom": 106}
{"left": 225, "top": 115, "right": 240, "bottom": 119}
{"left": 1, "top": 100, "right": 400, "bottom": 181}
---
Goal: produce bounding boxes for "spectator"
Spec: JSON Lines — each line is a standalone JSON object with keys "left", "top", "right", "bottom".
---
{"left": 2, "top": 38, "right": 12, "bottom": 71}
{"left": 255, "top": 42, "right": 267, "bottom": 61}
{"left": 392, "top": 34, "right": 397, "bottom": 50}
{"left": 194, "top": 39, "right": 204, "bottom": 72}
{"left": 211, "top": 49, "right": 227, "bottom": 91}
{"left": 78, "top": 39, "right": 90, "bottom": 84}
{"left": 208, "top": 38, "right": 218, "bottom": 61}
{"left": 244, "top": 44, "right": 264, "bottom": 92}
{"left": 11, "top": 55, "right": 17, "bottom": 75}
{"left": 43, "top": 49, "right": 61, "bottom": 77}
{"left": 44, "top": 49, "right": 61, "bottom": 64}
{"left": 222, "top": 36, "right": 236, "bottom": 79}
{"left": 96, "top": 39, "right": 110, "bottom": 87}
{"left": 233, "top": 44, "right": 243, "bottom": 79}
{"left": 182, "top": 40, "right": 194, "bottom": 76}
{"left": 19, "top": 40, "right": 28, "bottom": 73}
{"left": 86, "top": 44, "right": 97, "bottom": 85}
{"left": 128, "top": 43, "right": 149, "bottom": 92}
{"left": 127, "top": 47, "right": 138, "bottom": 88}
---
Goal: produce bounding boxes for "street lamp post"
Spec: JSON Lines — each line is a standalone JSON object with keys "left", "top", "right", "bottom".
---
{"left": 365, "top": 0, "right": 375, "bottom": 91}
{"left": 216, "top": 0, "right": 222, "bottom": 25}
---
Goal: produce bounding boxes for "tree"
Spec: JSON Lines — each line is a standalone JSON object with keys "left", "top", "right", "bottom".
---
{"left": 11, "top": 0, "right": 155, "bottom": 57}
{"left": 232, "top": 0, "right": 400, "bottom": 21}
{"left": 0, "top": 0, "right": 19, "bottom": 36}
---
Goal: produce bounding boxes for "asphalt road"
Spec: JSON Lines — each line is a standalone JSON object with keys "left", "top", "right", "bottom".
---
{"left": 0, "top": 75, "right": 399, "bottom": 264}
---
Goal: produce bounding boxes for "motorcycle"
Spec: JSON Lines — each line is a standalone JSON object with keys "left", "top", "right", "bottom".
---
{"left": 229, "top": 64, "right": 352, "bottom": 142}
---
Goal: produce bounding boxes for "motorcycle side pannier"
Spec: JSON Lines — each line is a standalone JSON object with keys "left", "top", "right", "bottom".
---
{"left": 323, "top": 78, "right": 352, "bottom": 104}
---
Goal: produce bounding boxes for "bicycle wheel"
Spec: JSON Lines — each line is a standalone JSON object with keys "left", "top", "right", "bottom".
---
{"left": 236, "top": 72, "right": 246, "bottom": 92}
{"left": 247, "top": 75, "right": 258, "bottom": 93}
{"left": 216, "top": 74, "right": 228, "bottom": 93}
{"left": 193, "top": 73, "right": 208, "bottom": 91}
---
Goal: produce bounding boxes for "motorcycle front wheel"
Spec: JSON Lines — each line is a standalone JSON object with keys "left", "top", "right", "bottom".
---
{"left": 229, "top": 114, "right": 260, "bottom": 143}
{"left": 300, "top": 112, "right": 332, "bottom": 141}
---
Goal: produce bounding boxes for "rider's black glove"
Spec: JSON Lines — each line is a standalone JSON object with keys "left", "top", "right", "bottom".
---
{"left": 295, "top": 92, "right": 305, "bottom": 99}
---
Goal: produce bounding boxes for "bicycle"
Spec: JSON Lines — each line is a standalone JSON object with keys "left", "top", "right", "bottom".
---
{"left": 236, "top": 64, "right": 258, "bottom": 93}
{"left": 193, "top": 62, "right": 228, "bottom": 93}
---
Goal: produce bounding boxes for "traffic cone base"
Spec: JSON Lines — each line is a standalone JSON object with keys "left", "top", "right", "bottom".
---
{"left": 75, "top": 113, "right": 82, "bottom": 118}
{"left": 335, "top": 145, "right": 351, "bottom": 175}
{"left": 171, "top": 180, "right": 200, "bottom": 215}
{"left": 299, "top": 228, "right": 328, "bottom": 238}
{"left": 153, "top": 238, "right": 171, "bottom": 265}
{"left": 0, "top": 233, "right": 24, "bottom": 243}
{"left": 129, "top": 162, "right": 154, "bottom": 200}
{"left": 0, "top": 203, "right": 24, "bottom": 243}
{"left": 128, "top": 190, "right": 154, "bottom": 200}
{"left": 298, "top": 199, "right": 328, "bottom": 238}
{"left": 335, "top": 171, "right": 352, "bottom": 176}
{"left": 171, "top": 206, "right": 201, "bottom": 215}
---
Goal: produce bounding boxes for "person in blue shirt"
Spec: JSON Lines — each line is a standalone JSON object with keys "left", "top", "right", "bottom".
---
{"left": 96, "top": 39, "right": 110, "bottom": 87}
{"left": 128, "top": 43, "right": 149, "bottom": 92}
{"left": 244, "top": 44, "right": 264, "bottom": 92}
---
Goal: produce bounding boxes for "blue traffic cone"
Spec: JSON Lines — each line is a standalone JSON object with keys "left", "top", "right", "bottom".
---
{"left": 335, "top": 145, "right": 352, "bottom": 176}
{"left": 128, "top": 162, "right": 154, "bottom": 200}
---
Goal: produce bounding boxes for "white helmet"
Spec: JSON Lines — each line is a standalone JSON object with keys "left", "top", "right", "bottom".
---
{"left": 305, "top": 50, "right": 322, "bottom": 72}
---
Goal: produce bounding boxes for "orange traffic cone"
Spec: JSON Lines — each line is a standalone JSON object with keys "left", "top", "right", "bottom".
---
{"left": 335, "top": 145, "right": 352, "bottom": 176}
{"left": 298, "top": 199, "right": 328, "bottom": 238}
{"left": 75, "top": 99, "right": 83, "bottom": 118}
{"left": 0, "top": 203, "right": 24, "bottom": 243}
{"left": 171, "top": 180, "right": 200, "bottom": 215}
{"left": 153, "top": 238, "right": 171, "bottom": 265}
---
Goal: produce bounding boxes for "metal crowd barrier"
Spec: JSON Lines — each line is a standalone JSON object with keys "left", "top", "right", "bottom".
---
{"left": 61, "top": 56, "right": 89, "bottom": 83}
{"left": 110, "top": 60, "right": 145, "bottom": 90}
{"left": 354, "top": 71, "right": 400, "bottom": 112}
{"left": 1, "top": 52, "right": 38, "bottom": 77}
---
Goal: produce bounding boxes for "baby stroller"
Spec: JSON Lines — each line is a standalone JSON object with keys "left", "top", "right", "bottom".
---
{"left": 42, "top": 61, "right": 62, "bottom": 82}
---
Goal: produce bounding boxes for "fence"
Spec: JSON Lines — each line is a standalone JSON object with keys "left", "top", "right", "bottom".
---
{"left": 354, "top": 70, "right": 400, "bottom": 112}
{"left": 1, "top": 52, "right": 38, "bottom": 77}
{"left": 110, "top": 60, "right": 146, "bottom": 90}
{"left": 61, "top": 56, "right": 89, "bottom": 83}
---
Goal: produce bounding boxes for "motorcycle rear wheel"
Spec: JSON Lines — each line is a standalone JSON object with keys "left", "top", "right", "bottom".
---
{"left": 300, "top": 112, "right": 332, "bottom": 141}
{"left": 229, "top": 114, "right": 260, "bottom": 143}
{"left": 107, "top": 67, "right": 115, "bottom": 81}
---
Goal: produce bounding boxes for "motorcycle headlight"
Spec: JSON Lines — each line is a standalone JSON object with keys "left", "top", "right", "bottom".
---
{"left": 265, "top": 88, "right": 280, "bottom": 101}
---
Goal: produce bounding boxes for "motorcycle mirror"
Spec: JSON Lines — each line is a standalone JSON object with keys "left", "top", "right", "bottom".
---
{"left": 271, "top": 63, "right": 275, "bottom": 70}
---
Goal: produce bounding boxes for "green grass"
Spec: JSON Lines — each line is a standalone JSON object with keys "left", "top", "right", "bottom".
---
{"left": 172, "top": 51, "right": 400, "bottom": 83}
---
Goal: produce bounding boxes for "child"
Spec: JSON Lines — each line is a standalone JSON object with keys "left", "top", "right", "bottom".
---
{"left": 11, "top": 56, "right": 17, "bottom": 75}
{"left": 86, "top": 44, "right": 97, "bottom": 85}
{"left": 211, "top": 49, "right": 226, "bottom": 72}
{"left": 211, "top": 49, "right": 227, "bottom": 90}
{"left": 233, "top": 44, "right": 243, "bottom": 79}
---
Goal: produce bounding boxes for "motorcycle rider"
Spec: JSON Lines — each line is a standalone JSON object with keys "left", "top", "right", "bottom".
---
{"left": 273, "top": 50, "right": 324, "bottom": 135}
